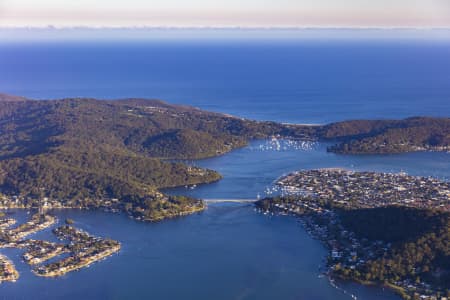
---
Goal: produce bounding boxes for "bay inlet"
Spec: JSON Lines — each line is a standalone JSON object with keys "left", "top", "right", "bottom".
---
{"left": 1, "top": 140, "right": 447, "bottom": 299}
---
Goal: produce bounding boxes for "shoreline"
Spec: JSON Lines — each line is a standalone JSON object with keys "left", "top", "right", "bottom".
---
{"left": 0, "top": 254, "right": 19, "bottom": 283}
{"left": 261, "top": 207, "right": 408, "bottom": 300}
{"left": 331, "top": 273, "right": 408, "bottom": 299}
{"left": 256, "top": 169, "right": 449, "bottom": 299}
{"left": 33, "top": 244, "right": 121, "bottom": 278}
{"left": 257, "top": 203, "right": 447, "bottom": 300}
{"left": 0, "top": 213, "right": 123, "bottom": 281}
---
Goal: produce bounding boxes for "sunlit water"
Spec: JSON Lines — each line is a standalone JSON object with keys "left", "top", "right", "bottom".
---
{"left": 1, "top": 40, "right": 450, "bottom": 123}
{"left": 1, "top": 141, "right": 448, "bottom": 299}
{"left": 0, "top": 40, "right": 449, "bottom": 299}
{"left": 168, "top": 141, "right": 450, "bottom": 200}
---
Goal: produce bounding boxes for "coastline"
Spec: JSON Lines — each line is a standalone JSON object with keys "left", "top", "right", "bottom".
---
{"left": 256, "top": 169, "right": 449, "bottom": 299}
{"left": 261, "top": 206, "right": 410, "bottom": 299}
{"left": 332, "top": 272, "right": 409, "bottom": 299}
{"left": 33, "top": 244, "right": 121, "bottom": 278}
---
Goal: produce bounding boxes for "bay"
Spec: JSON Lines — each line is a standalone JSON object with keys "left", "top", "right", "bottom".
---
{"left": 1, "top": 141, "right": 448, "bottom": 299}
{"left": 0, "top": 39, "right": 449, "bottom": 299}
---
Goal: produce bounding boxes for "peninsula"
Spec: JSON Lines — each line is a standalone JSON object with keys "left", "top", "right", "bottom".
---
{"left": 0, "top": 93, "right": 448, "bottom": 223}
{"left": 0, "top": 94, "right": 448, "bottom": 291}
{"left": 257, "top": 169, "right": 449, "bottom": 300}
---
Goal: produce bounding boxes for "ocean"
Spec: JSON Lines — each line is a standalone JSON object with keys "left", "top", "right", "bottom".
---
{"left": 0, "top": 39, "right": 449, "bottom": 299}
{"left": 1, "top": 39, "right": 449, "bottom": 123}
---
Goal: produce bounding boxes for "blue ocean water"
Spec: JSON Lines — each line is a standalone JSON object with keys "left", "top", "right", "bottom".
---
{"left": 0, "top": 39, "right": 449, "bottom": 299}
{"left": 1, "top": 40, "right": 449, "bottom": 123}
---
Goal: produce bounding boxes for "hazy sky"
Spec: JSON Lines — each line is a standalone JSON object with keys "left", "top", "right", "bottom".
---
{"left": 1, "top": 0, "right": 449, "bottom": 28}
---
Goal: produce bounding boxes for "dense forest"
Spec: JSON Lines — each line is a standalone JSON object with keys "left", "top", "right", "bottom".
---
{"left": 337, "top": 207, "right": 449, "bottom": 298}
{"left": 0, "top": 93, "right": 448, "bottom": 221}
{"left": 256, "top": 194, "right": 449, "bottom": 299}
{"left": 0, "top": 94, "right": 315, "bottom": 219}
{"left": 324, "top": 117, "right": 450, "bottom": 154}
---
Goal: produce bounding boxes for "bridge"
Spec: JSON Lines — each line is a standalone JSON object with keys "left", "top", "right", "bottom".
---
{"left": 204, "top": 199, "right": 258, "bottom": 203}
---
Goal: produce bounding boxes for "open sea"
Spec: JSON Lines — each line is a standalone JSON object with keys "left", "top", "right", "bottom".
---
{"left": 0, "top": 38, "right": 449, "bottom": 299}
{"left": 1, "top": 39, "right": 450, "bottom": 123}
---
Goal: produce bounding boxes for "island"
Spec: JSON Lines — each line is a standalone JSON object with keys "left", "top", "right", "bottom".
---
{"left": 256, "top": 169, "right": 449, "bottom": 300}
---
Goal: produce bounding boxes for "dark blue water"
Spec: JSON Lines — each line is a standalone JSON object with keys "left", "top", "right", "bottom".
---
{"left": 0, "top": 39, "right": 449, "bottom": 299}
{"left": 0, "top": 205, "right": 399, "bottom": 300}
{"left": 0, "top": 142, "right": 448, "bottom": 300}
{"left": 1, "top": 40, "right": 449, "bottom": 123}
{"left": 168, "top": 142, "right": 450, "bottom": 200}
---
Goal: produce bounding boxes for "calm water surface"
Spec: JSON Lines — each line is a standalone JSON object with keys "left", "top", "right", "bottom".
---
{"left": 0, "top": 206, "right": 397, "bottom": 300}
{"left": 1, "top": 40, "right": 450, "bottom": 123}
{"left": 169, "top": 142, "right": 450, "bottom": 199}
{"left": 0, "top": 40, "right": 449, "bottom": 299}
{"left": 1, "top": 141, "right": 449, "bottom": 300}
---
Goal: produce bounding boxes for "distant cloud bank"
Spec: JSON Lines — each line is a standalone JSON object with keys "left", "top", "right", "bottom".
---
{"left": 1, "top": 0, "right": 449, "bottom": 28}
{"left": 1, "top": 27, "right": 450, "bottom": 42}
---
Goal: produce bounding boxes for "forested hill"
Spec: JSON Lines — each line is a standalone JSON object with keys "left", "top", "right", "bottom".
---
{"left": 0, "top": 96, "right": 315, "bottom": 160}
{"left": 0, "top": 95, "right": 315, "bottom": 220}
{"left": 323, "top": 117, "right": 450, "bottom": 154}
{"left": 0, "top": 94, "right": 448, "bottom": 220}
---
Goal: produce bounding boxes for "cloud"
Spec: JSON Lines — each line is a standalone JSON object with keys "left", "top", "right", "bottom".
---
{"left": 0, "top": 0, "right": 449, "bottom": 28}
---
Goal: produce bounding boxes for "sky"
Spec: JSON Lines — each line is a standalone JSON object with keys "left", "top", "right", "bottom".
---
{"left": 1, "top": 0, "right": 450, "bottom": 28}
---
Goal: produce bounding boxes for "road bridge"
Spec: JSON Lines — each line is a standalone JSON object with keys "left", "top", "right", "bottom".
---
{"left": 204, "top": 199, "right": 258, "bottom": 203}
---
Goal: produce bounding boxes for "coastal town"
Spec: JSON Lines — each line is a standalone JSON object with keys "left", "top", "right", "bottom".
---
{"left": 277, "top": 169, "right": 450, "bottom": 211}
{"left": 0, "top": 194, "right": 121, "bottom": 210}
{"left": 0, "top": 254, "right": 19, "bottom": 283}
{"left": 0, "top": 192, "right": 206, "bottom": 223}
{"left": 257, "top": 169, "right": 450, "bottom": 300}
{"left": 0, "top": 212, "right": 120, "bottom": 282}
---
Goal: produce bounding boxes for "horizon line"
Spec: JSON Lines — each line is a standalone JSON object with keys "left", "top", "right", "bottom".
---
{"left": 2, "top": 25, "right": 450, "bottom": 30}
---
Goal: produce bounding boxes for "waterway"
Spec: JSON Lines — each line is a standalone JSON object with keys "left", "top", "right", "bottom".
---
{"left": 1, "top": 39, "right": 449, "bottom": 299}
{"left": 1, "top": 141, "right": 448, "bottom": 299}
